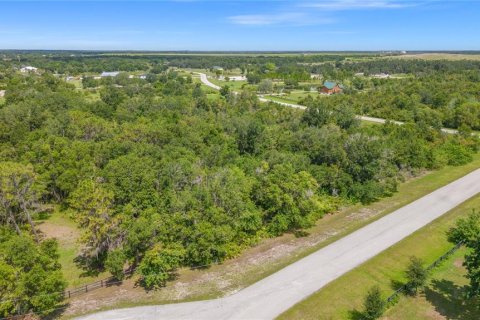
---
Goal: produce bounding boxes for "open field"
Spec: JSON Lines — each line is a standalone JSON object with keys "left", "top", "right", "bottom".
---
{"left": 208, "top": 77, "right": 250, "bottom": 91}
{"left": 279, "top": 193, "right": 480, "bottom": 320}
{"left": 265, "top": 91, "right": 322, "bottom": 104}
{"left": 394, "top": 53, "right": 480, "bottom": 61}
{"left": 59, "top": 153, "right": 480, "bottom": 318}
{"left": 37, "top": 208, "right": 109, "bottom": 288}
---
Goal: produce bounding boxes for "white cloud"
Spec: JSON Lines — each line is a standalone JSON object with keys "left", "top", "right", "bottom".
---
{"left": 228, "top": 12, "right": 333, "bottom": 26}
{"left": 302, "top": 0, "right": 417, "bottom": 10}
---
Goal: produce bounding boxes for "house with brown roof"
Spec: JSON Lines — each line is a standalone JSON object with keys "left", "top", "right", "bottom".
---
{"left": 320, "top": 81, "right": 342, "bottom": 95}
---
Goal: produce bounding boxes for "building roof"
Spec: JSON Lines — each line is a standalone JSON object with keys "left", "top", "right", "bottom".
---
{"left": 323, "top": 81, "right": 338, "bottom": 90}
{"left": 101, "top": 71, "right": 120, "bottom": 77}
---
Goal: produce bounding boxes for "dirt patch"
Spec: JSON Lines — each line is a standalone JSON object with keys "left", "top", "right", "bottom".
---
{"left": 453, "top": 259, "right": 463, "bottom": 268}
{"left": 424, "top": 308, "right": 447, "bottom": 320}
{"left": 38, "top": 221, "right": 79, "bottom": 245}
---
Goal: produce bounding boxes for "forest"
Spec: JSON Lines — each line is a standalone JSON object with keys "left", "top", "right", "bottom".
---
{"left": 0, "top": 52, "right": 478, "bottom": 317}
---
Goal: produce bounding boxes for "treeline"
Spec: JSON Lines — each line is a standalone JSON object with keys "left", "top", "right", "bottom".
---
{"left": 300, "top": 71, "right": 480, "bottom": 130}
{"left": 0, "top": 63, "right": 478, "bottom": 316}
{"left": 335, "top": 58, "right": 480, "bottom": 75}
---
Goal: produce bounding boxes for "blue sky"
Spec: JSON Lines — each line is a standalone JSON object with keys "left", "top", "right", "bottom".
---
{"left": 0, "top": 1, "right": 479, "bottom": 51}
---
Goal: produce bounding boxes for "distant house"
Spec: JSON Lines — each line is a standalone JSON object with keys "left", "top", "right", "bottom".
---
{"left": 20, "top": 66, "right": 38, "bottom": 73}
{"left": 139, "top": 75, "right": 147, "bottom": 80}
{"left": 321, "top": 81, "right": 342, "bottom": 95}
{"left": 219, "top": 75, "right": 246, "bottom": 81}
{"left": 101, "top": 71, "right": 120, "bottom": 77}
{"left": 0, "top": 90, "right": 5, "bottom": 98}
{"left": 372, "top": 73, "right": 390, "bottom": 79}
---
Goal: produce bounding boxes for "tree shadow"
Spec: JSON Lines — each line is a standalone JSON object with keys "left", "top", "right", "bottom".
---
{"left": 347, "top": 309, "right": 365, "bottom": 320}
{"left": 390, "top": 279, "right": 405, "bottom": 291}
{"left": 42, "top": 302, "right": 70, "bottom": 320}
{"left": 293, "top": 230, "right": 310, "bottom": 238}
{"left": 73, "top": 254, "right": 105, "bottom": 278}
{"left": 425, "top": 279, "right": 479, "bottom": 320}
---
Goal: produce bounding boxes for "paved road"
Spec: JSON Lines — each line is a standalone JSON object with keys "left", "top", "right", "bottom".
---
{"left": 77, "top": 168, "right": 480, "bottom": 320}
{"left": 194, "top": 72, "right": 460, "bottom": 134}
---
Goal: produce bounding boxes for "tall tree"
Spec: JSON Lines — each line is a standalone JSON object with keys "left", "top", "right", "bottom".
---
{"left": 0, "top": 162, "right": 40, "bottom": 240}
{"left": 69, "top": 179, "right": 119, "bottom": 264}
{"left": 448, "top": 210, "right": 480, "bottom": 298}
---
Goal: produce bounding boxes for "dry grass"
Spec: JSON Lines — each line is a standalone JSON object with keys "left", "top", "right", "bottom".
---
{"left": 394, "top": 53, "right": 480, "bottom": 61}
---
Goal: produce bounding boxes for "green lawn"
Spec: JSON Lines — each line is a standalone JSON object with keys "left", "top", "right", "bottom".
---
{"left": 208, "top": 77, "right": 250, "bottom": 91}
{"left": 37, "top": 208, "right": 109, "bottom": 288}
{"left": 278, "top": 192, "right": 480, "bottom": 320}
{"left": 384, "top": 248, "right": 478, "bottom": 320}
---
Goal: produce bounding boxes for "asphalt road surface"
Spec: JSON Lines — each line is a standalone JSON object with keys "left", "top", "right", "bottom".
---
{"left": 77, "top": 168, "right": 480, "bottom": 320}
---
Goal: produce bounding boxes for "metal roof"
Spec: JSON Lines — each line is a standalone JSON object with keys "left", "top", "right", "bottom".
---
{"left": 101, "top": 71, "right": 120, "bottom": 77}
{"left": 323, "top": 81, "right": 337, "bottom": 90}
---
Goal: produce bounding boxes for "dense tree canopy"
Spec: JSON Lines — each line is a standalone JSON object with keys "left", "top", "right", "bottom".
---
{"left": 0, "top": 52, "right": 478, "bottom": 316}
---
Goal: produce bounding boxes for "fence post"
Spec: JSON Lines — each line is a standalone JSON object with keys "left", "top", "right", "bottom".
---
{"left": 101, "top": 280, "right": 103, "bottom": 287}
{"left": 85, "top": 284, "right": 88, "bottom": 293}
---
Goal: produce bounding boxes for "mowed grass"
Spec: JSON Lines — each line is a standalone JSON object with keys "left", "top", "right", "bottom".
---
{"left": 37, "top": 208, "right": 109, "bottom": 288}
{"left": 278, "top": 193, "right": 480, "bottom": 320}
{"left": 209, "top": 78, "right": 249, "bottom": 91}
{"left": 384, "top": 248, "right": 478, "bottom": 320}
{"left": 263, "top": 91, "right": 323, "bottom": 104}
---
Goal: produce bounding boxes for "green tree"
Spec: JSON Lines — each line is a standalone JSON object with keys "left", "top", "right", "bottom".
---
{"left": 69, "top": 179, "right": 118, "bottom": 264}
{"left": 362, "top": 286, "right": 385, "bottom": 320}
{"left": 0, "top": 230, "right": 66, "bottom": 317}
{"left": 220, "top": 85, "right": 230, "bottom": 97}
{"left": 255, "top": 164, "right": 332, "bottom": 235}
{"left": 258, "top": 79, "right": 273, "bottom": 93}
{"left": 405, "top": 256, "right": 428, "bottom": 295}
{"left": 138, "top": 244, "right": 184, "bottom": 289}
{"left": 0, "top": 162, "right": 40, "bottom": 240}
{"left": 448, "top": 210, "right": 480, "bottom": 298}
{"left": 105, "top": 249, "right": 126, "bottom": 280}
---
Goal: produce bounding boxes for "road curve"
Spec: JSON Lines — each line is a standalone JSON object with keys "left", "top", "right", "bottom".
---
{"left": 194, "top": 72, "right": 460, "bottom": 135}
{"left": 77, "top": 168, "right": 480, "bottom": 320}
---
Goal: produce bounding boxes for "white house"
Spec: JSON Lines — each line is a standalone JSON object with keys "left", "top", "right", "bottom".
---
{"left": 219, "top": 75, "right": 246, "bottom": 81}
{"left": 101, "top": 71, "right": 120, "bottom": 77}
{"left": 20, "top": 66, "right": 38, "bottom": 73}
{"left": 0, "top": 90, "right": 5, "bottom": 98}
{"left": 372, "top": 73, "right": 390, "bottom": 79}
